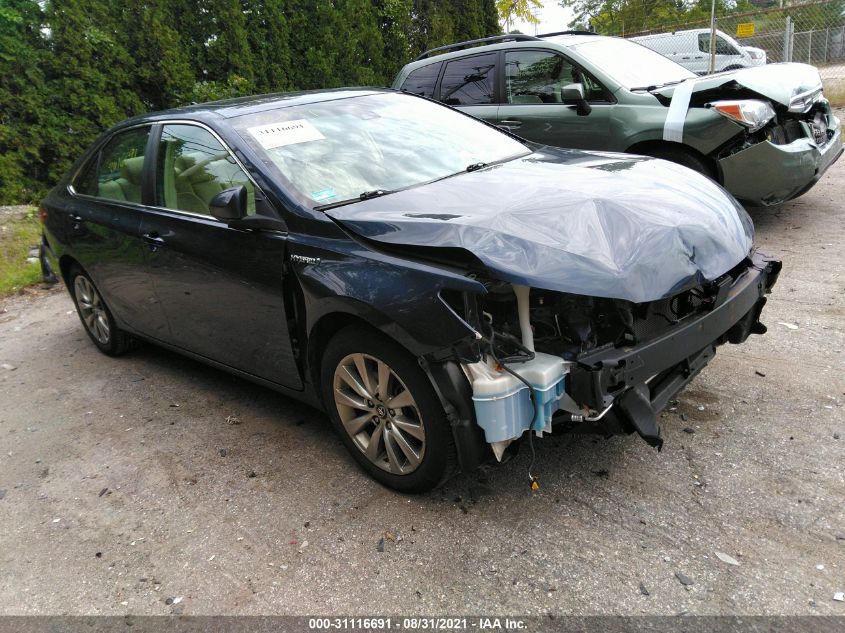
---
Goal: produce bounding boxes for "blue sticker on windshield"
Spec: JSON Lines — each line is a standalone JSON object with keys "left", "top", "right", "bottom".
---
{"left": 312, "top": 188, "right": 337, "bottom": 202}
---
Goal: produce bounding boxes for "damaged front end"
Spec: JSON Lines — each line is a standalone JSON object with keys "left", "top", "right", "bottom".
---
{"left": 435, "top": 250, "right": 781, "bottom": 461}
{"left": 661, "top": 63, "right": 843, "bottom": 205}
{"left": 325, "top": 149, "right": 782, "bottom": 467}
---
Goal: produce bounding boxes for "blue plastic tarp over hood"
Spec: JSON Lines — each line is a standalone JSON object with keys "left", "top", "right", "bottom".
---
{"left": 325, "top": 149, "right": 755, "bottom": 303}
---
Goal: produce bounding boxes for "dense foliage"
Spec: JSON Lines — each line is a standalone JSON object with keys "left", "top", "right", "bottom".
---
{"left": 0, "top": 0, "right": 499, "bottom": 203}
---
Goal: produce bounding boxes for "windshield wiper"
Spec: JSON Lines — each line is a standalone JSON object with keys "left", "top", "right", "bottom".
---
{"left": 314, "top": 189, "right": 394, "bottom": 211}
{"left": 466, "top": 162, "right": 488, "bottom": 172}
{"left": 630, "top": 78, "right": 690, "bottom": 92}
{"left": 359, "top": 189, "right": 391, "bottom": 200}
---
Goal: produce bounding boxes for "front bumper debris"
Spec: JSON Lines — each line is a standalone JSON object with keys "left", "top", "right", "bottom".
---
{"left": 720, "top": 123, "right": 842, "bottom": 205}
{"left": 564, "top": 250, "right": 781, "bottom": 447}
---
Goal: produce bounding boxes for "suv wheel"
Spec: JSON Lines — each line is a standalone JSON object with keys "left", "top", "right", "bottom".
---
{"left": 644, "top": 146, "right": 715, "bottom": 180}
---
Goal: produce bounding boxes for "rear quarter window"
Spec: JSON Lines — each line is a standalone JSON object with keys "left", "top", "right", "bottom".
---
{"left": 400, "top": 62, "right": 443, "bottom": 98}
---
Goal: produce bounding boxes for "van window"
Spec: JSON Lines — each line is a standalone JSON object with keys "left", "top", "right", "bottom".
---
{"left": 439, "top": 53, "right": 497, "bottom": 106}
{"left": 698, "top": 33, "right": 740, "bottom": 55}
{"left": 400, "top": 62, "right": 443, "bottom": 98}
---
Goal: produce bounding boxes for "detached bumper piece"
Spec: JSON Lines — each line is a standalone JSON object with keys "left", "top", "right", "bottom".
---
{"left": 563, "top": 251, "right": 781, "bottom": 447}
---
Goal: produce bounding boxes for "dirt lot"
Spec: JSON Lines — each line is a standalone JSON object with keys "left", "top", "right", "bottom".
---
{"left": 0, "top": 156, "right": 844, "bottom": 618}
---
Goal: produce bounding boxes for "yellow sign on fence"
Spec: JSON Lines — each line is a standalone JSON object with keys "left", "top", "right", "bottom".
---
{"left": 736, "top": 22, "right": 755, "bottom": 38}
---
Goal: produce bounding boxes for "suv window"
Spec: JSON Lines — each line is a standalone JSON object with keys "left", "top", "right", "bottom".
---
{"left": 698, "top": 33, "right": 739, "bottom": 55}
{"left": 439, "top": 53, "right": 497, "bottom": 106}
{"left": 505, "top": 50, "right": 574, "bottom": 104}
{"left": 75, "top": 127, "right": 150, "bottom": 203}
{"left": 156, "top": 124, "right": 256, "bottom": 216}
{"left": 400, "top": 62, "right": 443, "bottom": 98}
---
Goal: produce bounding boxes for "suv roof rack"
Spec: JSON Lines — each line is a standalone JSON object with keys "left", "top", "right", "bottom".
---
{"left": 414, "top": 33, "right": 541, "bottom": 61}
{"left": 537, "top": 30, "right": 598, "bottom": 38}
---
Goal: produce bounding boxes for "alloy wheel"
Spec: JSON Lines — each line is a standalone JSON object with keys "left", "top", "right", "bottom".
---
{"left": 74, "top": 276, "right": 111, "bottom": 345}
{"left": 332, "top": 353, "right": 426, "bottom": 475}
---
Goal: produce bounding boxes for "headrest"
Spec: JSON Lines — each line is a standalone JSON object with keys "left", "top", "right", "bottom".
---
{"left": 121, "top": 156, "right": 145, "bottom": 185}
{"left": 174, "top": 153, "right": 198, "bottom": 173}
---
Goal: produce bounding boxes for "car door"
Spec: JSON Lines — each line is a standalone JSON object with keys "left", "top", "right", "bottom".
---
{"left": 496, "top": 49, "right": 614, "bottom": 150}
{"left": 64, "top": 125, "right": 167, "bottom": 338}
{"left": 438, "top": 52, "right": 500, "bottom": 126}
{"left": 140, "top": 121, "right": 302, "bottom": 389}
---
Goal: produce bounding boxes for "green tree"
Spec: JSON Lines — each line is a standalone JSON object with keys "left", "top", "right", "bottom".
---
{"left": 123, "top": 0, "right": 195, "bottom": 110}
{"left": 497, "top": 0, "right": 541, "bottom": 33}
{"left": 0, "top": 0, "right": 51, "bottom": 201}
{"left": 245, "top": 0, "right": 293, "bottom": 92}
{"left": 41, "top": 0, "right": 144, "bottom": 189}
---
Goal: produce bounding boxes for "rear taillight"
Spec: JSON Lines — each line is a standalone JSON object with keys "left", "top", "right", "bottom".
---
{"left": 39, "top": 206, "right": 47, "bottom": 225}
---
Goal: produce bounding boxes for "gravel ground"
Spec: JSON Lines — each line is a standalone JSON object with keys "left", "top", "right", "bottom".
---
{"left": 0, "top": 153, "right": 843, "bottom": 617}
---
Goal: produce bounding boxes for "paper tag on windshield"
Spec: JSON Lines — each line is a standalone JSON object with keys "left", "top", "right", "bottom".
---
{"left": 248, "top": 120, "right": 325, "bottom": 149}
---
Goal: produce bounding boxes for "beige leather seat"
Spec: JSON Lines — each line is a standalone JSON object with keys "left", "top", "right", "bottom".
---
{"left": 98, "top": 156, "right": 144, "bottom": 203}
{"left": 170, "top": 152, "right": 255, "bottom": 215}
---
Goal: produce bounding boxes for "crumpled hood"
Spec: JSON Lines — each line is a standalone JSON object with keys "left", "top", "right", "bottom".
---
{"left": 655, "top": 62, "right": 822, "bottom": 107}
{"left": 326, "top": 149, "right": 754, "bottom": 304}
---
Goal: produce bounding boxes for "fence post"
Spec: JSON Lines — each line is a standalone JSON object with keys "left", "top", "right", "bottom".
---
{"left": 808, "top": 30, "right": 812, "bottom": 64}
{"left": 783, "top": 16, "right": 793, "bottom": 62}
{"left": 824, "top": 28, "right": 829, "bottom": 65}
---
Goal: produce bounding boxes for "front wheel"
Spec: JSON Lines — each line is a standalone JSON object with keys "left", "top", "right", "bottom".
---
{"left": 643, "top": 146, "right": 715, "bottom": 180}
{"left": 69, "top": 268, "right": 133, "bottom": 356}
{"left": 321, "top": 326, "right": 456, "bottom": 493}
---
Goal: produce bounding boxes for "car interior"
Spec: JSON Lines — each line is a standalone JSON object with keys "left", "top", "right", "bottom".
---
{"left": 157, "top": 136, "right": 256, "bottom": 216}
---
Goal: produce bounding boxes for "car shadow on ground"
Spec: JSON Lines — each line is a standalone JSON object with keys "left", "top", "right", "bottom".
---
{"left": 115, "top": 334, "right": 646, "bottom": 502}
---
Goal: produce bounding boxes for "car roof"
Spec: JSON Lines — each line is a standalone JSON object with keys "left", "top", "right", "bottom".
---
{"left": 400, "top": 33, "right": 607, "bottom": 74}
{"left": 117, "top": 88, "right": 390, "bottom": 128}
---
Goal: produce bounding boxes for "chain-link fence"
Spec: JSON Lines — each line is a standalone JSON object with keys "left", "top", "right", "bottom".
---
{"left": 596, "top": 0, "right": 845, "bottom": 104}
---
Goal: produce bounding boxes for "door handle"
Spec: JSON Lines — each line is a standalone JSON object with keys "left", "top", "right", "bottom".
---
{"left": 500, "top": 119, "right": 523, "bottom": 127}
{"left": 69, "top": 213, "right": 83, "bottom": 228}
{"left": 142, "top": 232, "right": 165, "bottom": 251}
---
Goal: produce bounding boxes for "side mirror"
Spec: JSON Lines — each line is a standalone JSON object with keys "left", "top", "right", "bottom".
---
{"left": 561, "top": 83, "right": 592, "bottom": 116}
{"left": 209, "top": 185, "right": 247, "bottom": 221}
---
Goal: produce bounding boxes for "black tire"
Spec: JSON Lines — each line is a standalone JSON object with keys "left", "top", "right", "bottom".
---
{"left": 39, "top": 244, "right": 57, "bottom": 285}
{"left": 68, "top": 266, "right": 134, "bottom": 356}
{"left": 644, "top": 146, "right": 715, "bottom": 180}
{"left": 320, "top": 326, "right": 456, "bottom": 493}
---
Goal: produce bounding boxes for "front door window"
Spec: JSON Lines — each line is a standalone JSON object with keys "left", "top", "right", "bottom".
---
{"left": 156, "top": 124, "right": 256, "bottom": 216}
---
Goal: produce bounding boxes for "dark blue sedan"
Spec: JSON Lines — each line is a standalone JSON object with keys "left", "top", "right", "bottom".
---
{"left": 41, "top": 89, "right": 780, "bottom": 492}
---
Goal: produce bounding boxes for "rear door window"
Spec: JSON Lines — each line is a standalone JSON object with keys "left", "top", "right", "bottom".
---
{"left": 400, "top": 62, "right": 443, "bottom": 98}
{"left": 74, "top": 127, "right": 150, "bottom": 203}
{"left": 439, "top": 53, "right": 497, "bottom": 106}
{"left": 155, "top": 123, "right": 256, "bottom": 216}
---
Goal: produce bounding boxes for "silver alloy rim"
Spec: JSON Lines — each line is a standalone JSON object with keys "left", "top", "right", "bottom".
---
{"left": 74, "top": 276, "right": 110, "bottom": 345}
{"left": 333, "top": 353, "right": 426, "bottom": 475}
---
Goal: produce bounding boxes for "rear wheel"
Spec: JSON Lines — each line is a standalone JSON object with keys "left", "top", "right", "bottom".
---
{"left": 321, "top": 326, "right": 456, "bottom": 493}
{"left": 69, "top": 268, "right": 133, "bottom": 356}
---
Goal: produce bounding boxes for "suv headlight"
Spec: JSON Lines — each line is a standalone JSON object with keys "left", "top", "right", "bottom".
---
{"left": 709, "top": 99, "right": 776, "bottom": 132}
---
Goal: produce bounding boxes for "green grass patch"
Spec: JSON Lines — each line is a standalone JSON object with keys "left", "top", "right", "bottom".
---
{"left": 0, "top": 207, "right": 43, "bottom": 296}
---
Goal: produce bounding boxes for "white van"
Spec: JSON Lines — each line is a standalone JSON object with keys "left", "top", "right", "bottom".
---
{"left": 632, "top": 28, "right": 766, "bottom": 74}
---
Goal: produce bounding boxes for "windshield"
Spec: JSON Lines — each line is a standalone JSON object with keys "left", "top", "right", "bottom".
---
{"left": 232, "top": 92, "right": 529, "bottom": 208}
{"left": 566, "top": 37, "right": 695, "bottom": 89}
